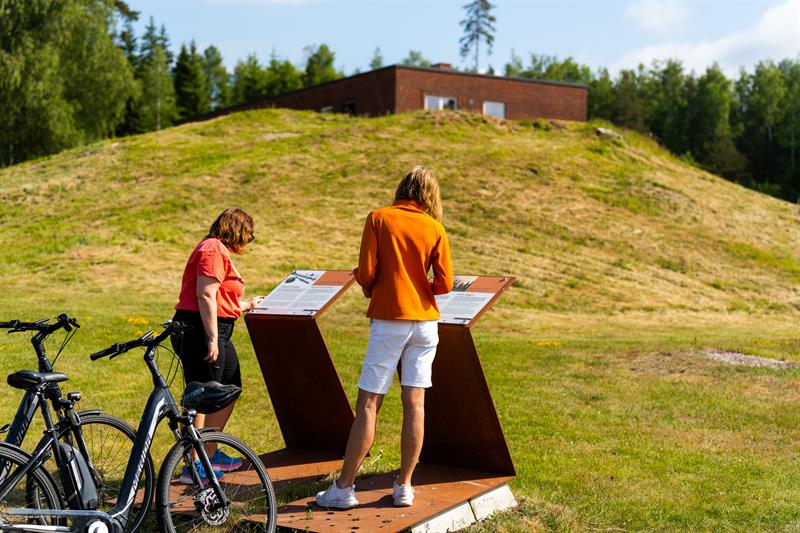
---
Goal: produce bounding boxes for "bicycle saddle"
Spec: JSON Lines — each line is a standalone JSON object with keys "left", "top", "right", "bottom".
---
{"left": 7, "top": 370, "right": 68, "bottom": 390}
{"left": 181, "top": 381, "right": 241, "bottom": 414}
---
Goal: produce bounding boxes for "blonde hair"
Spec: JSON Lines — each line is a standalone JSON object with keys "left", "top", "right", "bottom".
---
{"left": 394, "top": 166, "right": 443, "bottom": 221}
{"left": 207, "top": 208, "right": 254, "bottom": 254}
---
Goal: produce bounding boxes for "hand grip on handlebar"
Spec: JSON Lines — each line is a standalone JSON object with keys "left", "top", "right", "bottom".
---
{"left": 89, "top": 345, "right": 121, "bottom": 361}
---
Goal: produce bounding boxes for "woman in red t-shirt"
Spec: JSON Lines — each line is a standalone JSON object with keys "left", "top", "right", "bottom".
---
{"left": 172, "top": 208, "right": 262, "bottom": 480}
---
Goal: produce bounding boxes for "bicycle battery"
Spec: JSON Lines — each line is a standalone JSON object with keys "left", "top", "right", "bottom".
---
{"left": 57, "top": 442, "right": 99, "bottom": 510}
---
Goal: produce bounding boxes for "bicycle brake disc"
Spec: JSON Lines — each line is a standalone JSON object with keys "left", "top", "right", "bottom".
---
{"left": 195, "top": 487, "right": 229, "bottom": 526}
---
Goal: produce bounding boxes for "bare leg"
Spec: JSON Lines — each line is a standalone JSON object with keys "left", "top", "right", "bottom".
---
{"left": 397, "top": 386, "right": 425, "bottom": 485}
{"left": 337, "top": 389, "right": 384, "bottom": 487}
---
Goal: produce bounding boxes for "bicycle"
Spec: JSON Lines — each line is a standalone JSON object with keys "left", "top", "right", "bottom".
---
{"left": 0, "top": 314, "right": 154, "bottom": 532}
{"left": 0, "top": 320, "right": 276, "bottom": 532}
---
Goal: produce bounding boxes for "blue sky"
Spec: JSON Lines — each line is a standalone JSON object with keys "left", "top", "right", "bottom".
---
{"left": 127, "top": 1, "right": 800, "bottom": 76}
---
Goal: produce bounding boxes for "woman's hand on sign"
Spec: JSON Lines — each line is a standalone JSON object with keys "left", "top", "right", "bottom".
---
{"left": 243, "top": 296, "right": 263, "bottom": 313}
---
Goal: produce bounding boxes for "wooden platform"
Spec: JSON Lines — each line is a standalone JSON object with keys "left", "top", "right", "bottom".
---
{"left": 276, "top": 464, "right": 513, "bottom": 532}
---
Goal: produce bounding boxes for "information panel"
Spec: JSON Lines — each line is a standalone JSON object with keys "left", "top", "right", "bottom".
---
{"left": 435, "top": 275, "right": 514, "bottom": 326}
{"left": 251, "top": 270, "right": 354, "bottom": 317}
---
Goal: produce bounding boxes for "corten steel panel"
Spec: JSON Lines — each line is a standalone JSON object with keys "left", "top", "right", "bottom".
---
{"left": 245, "top": 314, "right": 354, "bottom": 453}
{"left": 277, "top": 464, "right": 513, "bottom": 532}
{"left": 395, "top": 67, "right": 587, "bottom": 121}
{"left": 419, "top": 324, "right": 516, "bottom": 476}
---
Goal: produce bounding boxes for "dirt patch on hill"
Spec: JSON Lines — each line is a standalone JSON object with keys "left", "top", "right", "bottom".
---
{"left": 701, "top": 349, "right": 798, "bottom": 369}
{"left": 630, "top": 349, "right": 798, "bottom": 376}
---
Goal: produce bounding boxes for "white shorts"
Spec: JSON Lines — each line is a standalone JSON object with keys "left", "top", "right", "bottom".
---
{"left": 357, "top": 319, "right": 439, "bottom": 395}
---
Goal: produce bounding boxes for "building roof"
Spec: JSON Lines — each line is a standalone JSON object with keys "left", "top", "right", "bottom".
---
{"left": 388, "top": 64, "right": 588, "bottom": 89}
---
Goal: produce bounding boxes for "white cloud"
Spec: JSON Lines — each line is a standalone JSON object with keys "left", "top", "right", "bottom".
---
{"left": 613, "top": 1, "right": 800, "bottom": 76}
{"left": 625, "top": 1, "right": 691, "bottom": 35}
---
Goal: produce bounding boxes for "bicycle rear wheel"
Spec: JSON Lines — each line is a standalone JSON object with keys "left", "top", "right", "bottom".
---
{"left": 0, "top": 443, "right": 63, "bottom": 527}
{"left": 156, "top": 431, "right": 276, "bottom": 532}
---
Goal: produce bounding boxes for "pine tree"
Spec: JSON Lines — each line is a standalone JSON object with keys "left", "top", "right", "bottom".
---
{"left": 303, "top": 44, "right": 340, "bottom": 86}
{"left": 137, "top": 45, "right": 176, "bottom": 130}
{"left": 118, "top": 19, "right": 138, "bottom": 70}
{"left": 173, "top": 41, "right": 208, "bottom": 118}
{"left": 459, "top": 0, "right": 496, "bottom": 72}
{"left": 203, "top": 45, "right": 230, "bottom": 110}
{"left": 231, "top": 54, "right": 268, "bottom": 104}
{"left": 370, "top": 47, "right": 384, "bottom": 70}
{"left": 158, "top": 24, "right": 174, "bottom": 66}
{"left": 139, "top": 17, "right": 159, "bottom": 63}
{"left": 265, "top": 55, "right": 302, "bottom": 97}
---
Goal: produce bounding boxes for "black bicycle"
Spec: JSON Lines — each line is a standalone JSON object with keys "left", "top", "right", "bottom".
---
{"left": 0, "top": 314, "right": 154, "bottom": 532}
{"left": 0, "top": 320, "right": 276, "bottom": 532}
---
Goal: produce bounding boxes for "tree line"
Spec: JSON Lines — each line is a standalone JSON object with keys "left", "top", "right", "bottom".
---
{"left": 1, "top": 0, "right": 797, "bottom": 202}
{"left": 504, "top": 53, "right": 800, "bottom": 202}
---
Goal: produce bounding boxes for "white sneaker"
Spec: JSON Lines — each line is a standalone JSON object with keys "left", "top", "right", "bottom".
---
{"left": 315, "top": 480, "right": 359, "bottom": 509}
{"left": 393, "top": 481, "right": 414, "bottom": 507}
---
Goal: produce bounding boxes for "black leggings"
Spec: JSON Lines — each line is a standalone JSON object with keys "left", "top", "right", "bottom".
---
{"left": 171, "top": 310, "right": 242, "bottom": 388}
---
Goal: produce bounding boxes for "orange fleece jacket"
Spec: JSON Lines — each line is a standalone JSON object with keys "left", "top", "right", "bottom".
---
{"left": 354, "top": 200, "right": 453, "bottom": 320}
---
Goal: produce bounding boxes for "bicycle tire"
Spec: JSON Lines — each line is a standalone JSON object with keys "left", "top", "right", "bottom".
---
{"left": 53, "top": 412, "right": 155, "bottom": 532}
{"left": 0, "top": 442, "right": 63, "bottom": 527}
{"left": 156, "top": 431, "right": 276, "bottom": 532}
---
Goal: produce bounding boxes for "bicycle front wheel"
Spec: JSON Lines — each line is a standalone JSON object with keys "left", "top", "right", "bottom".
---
{"left": 0, "top": 442, "right": 63, "bottom": 527}
{"left": 156, "top": 431, "right": 276, "bottom": 532}
{"left": 71, "top": 412, "right": 155, "bottom": 532}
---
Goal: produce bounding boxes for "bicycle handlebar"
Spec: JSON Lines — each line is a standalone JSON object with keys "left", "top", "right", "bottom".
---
{"left": 89, "top": 321, "right": 184, "bottom": 361}
{"left": 0, "top": 314, "right": 80, "bottom": 335}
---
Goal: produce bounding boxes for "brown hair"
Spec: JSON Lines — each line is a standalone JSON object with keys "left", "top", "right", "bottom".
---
{"left": 206, "top": 208, "right": 254, "bottom": 253}
{"left": 394, "top": 166, "right": 443, "bottom": 221}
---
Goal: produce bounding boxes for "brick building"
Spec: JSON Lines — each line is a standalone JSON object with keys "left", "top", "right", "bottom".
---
{"left": 180, "top": 64, "right": 587, "bottom": 124}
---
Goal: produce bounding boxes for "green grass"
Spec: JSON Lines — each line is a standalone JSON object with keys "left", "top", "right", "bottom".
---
{"left": 0, "top": 109, "right": 799, "bottom": 531}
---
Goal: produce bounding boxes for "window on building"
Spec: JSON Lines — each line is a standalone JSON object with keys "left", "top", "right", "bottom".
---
{"left": 483, "top": 101, "right": 506, "bottom": 119}
{"left": 424, "top": 95, "right": 458, "bottom": 111}
{"left": 320, "top": 105, "right": 333, "bottom": 113}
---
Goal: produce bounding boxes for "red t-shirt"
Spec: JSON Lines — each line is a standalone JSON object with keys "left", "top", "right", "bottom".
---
{"left": 175, "top": 238, "right": 244, "bottom": 319}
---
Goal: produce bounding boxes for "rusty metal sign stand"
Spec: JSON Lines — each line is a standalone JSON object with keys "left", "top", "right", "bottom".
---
{"left": 277, "top": 275, "right": 518, "bottom": 532}
{"left": 244, "top": 270, "right": 356, "bottom": 484}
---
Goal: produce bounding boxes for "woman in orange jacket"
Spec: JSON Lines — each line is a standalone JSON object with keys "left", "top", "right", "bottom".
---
{"left": 316, "top": 166, "right": 453, "bottom": 509}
